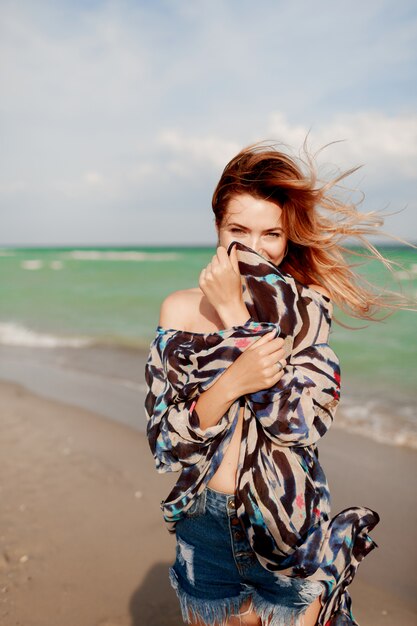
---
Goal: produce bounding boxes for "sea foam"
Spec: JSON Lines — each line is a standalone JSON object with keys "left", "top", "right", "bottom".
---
{"left": 0, "top": 322, "right": 92, "bottom": 348}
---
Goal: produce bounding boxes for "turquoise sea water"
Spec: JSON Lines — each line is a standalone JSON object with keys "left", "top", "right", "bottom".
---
{"left": 0, "top": 245, "right": 416, "bottom": 448}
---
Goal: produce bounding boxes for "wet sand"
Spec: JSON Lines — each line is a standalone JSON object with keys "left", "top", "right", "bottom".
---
{"left": 0, "top": 346, "right": 416, "bottom": 626}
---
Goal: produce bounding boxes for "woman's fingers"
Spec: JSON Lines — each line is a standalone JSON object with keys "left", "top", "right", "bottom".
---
{"left": 205, "top": 247, "right": 228, "bottom": 275}
{"left": 250, "top": 333, "right": 288, "bottom": 371}
{"left": 275, "top": 355, "right": 287, "bottom": 367}
{"left": 208, "top": 246, "right": 226, "bottom": 266}
{"left": 269, "top": 350, "right": 286, "bottom": 369}
{"left": 246, "top": 330, "right": 276, "bottom": 350}
{"left": 249, "top": 332, "right": 284, "bottom": 350}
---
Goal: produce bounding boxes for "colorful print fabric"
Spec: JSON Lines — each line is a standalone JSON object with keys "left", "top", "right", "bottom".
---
{"left": 144, "top": 240, "right": 380, "bottom": 626}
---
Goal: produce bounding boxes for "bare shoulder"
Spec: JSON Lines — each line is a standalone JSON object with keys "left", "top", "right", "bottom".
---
{"left": 307, "top": 283, "right": 332, "bottom": 300}
{"left": 158, "top": 288, "right": 201, "bottom": 329}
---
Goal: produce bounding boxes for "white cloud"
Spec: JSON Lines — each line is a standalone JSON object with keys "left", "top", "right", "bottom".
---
{"left": 125, "top": 163, "right": 156, "bottom": 183}
{"left": 0, "top": 180, "right": 27, "bottom": 194}
{"left": 84, "top": 171, "right": 104, "bottom": 186}
{"left": 0, "top": 0, "right": 416, "bottom": 244}
{"left": 153, "top": 110, "right": 417, "bottom": 188}
{"left": 268, "top": 111, "right": 417, "bottom": 181}
{"left": 157, "top": 130, "right": 241, "bottom": 173}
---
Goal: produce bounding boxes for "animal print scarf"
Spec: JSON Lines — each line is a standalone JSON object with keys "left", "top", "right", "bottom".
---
{"left": 144, "top": 240, "right": 380, "bottom": 626}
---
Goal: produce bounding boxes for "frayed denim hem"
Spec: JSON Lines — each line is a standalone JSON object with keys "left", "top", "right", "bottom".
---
{"left": 169, "top": 566, "right": 253, "bottom": 625}
{"left": 169, "top": 566, "right": 325, "bottom": 626}
{"left": 251, "top": 581, "right": 325, "bottom": 626}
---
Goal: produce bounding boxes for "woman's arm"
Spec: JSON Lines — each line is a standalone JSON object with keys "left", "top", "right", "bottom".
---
{"left": 192, "top": 366, "right": 240, "bottom": 430}
{"left": 158, "top": 291, "right": 287, "bottom": 433}
{"left": 158, "top": 291, "right": 246, "bottom": 432}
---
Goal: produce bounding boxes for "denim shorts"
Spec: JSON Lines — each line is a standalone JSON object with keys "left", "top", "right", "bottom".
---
{"left": 169, "top": 486, "right": 324, "bottom": 626}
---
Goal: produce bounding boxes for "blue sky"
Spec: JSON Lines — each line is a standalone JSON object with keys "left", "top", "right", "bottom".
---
{"left": 1, "top": 0, "right": 416, "bottom": 246}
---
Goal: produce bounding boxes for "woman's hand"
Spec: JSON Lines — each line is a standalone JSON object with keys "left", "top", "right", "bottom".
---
{"left": 225, "top": 330, "right": 288, "bottom": 398}
{"left": 199, "top": 245, "right": 248, "bottom": 325}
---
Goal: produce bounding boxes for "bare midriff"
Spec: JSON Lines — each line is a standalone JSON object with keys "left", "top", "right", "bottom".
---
{"left": 207, "top": 405, "right": 244, "bottom": 494}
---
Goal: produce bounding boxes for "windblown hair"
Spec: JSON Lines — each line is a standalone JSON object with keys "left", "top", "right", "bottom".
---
{"left": 212, "top": 140, "right": 415, "bottom": 324}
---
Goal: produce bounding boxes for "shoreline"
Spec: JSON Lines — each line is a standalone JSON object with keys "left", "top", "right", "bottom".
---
{"left": 1, "top": 377, "right": 416, "bottom": 625}
{"left": 0, "top": 343, "right": 415, "bottom": 451}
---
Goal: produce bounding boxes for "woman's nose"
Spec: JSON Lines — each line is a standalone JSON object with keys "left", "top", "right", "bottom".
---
{"left": 250, "top": 242, "right": 269, "bottom": 259}
{"left": 249, "top": 240, "right": 264, "bottom": 255}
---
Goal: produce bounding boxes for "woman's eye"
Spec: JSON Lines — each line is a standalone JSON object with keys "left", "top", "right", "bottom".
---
{"left": 229, "top": 228, "right": 280, "bottom": 238}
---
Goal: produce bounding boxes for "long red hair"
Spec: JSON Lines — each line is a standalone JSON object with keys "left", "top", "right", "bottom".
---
{"left": 212, "top": 141, "right": 415, "bottom": 322}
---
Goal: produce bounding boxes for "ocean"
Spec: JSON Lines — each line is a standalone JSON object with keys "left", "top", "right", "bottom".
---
{"left": 0, "top": 245, "right": 416, "bottom": 449}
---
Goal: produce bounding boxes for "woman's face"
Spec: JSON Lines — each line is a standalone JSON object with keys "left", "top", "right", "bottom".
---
{"left": 216, "top": 193, "right": 288, "bottom": 266}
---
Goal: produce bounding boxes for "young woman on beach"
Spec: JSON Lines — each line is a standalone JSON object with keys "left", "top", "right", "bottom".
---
{"left": 144, "top": 142, "right": 410, "bottom": 626}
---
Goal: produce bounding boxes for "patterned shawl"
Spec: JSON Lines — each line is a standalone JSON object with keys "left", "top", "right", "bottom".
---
{"left": 144, "top": 240, "right": 380, "bottom": 626}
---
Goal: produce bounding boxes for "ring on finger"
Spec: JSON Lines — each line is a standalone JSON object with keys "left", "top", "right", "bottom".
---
{"left": 277, "top": 360, "right": 284, "bottom": 372}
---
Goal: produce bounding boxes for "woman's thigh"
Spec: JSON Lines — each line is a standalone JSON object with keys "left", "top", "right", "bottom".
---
{"left": 299, "top": 594, "right": 322, "bottom": 626}
{"left": 187, "top": 594, "right": 322, "bottom": 625}
{"left": 184, "top": 587, "right": 322, "bottom": 625}
{"left": 188, "top": 597, "right": 261, "bottom": 626}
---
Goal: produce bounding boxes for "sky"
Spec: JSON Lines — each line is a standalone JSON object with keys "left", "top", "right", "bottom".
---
{"left": 1, "top": 0, "right": 416, "bottom": 246}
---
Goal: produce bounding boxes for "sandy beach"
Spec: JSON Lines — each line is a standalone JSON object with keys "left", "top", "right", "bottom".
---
{"left": 0, "top": 346, "right": 416, "bottom": 626}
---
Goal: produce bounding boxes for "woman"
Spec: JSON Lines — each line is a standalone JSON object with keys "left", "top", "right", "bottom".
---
{"left": 144, "top": 142, "right": 407, "bottom": 626}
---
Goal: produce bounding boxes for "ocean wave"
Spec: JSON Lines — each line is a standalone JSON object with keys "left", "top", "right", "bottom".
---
{"left": 334, "top": 398, "right": 417, "bottom": 450}
{"left": 0, "top": 322, "right": 151, "bottom": 351}
{"left": 0, "top": 322, "right": 93, "bottom": 348}
{"left": 393, "top": 262, "right": 417, "bottom": 281}
{"left": 21, "top": 259, "right": 44, "bottom": 270}
{"left": 64, "top": 250, "right": 182, "bottom": 262}
{"left": 19, "top": 259, "right": 64, "bottom": 270}
{"left": 50, "top": 261, "right": 63, "bottom": 269}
